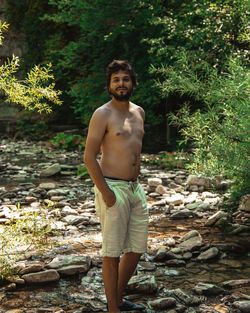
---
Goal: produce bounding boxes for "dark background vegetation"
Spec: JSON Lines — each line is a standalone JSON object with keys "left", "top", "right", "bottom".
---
{"left": 4, "top": 0, "right": 250, "bottom": 198}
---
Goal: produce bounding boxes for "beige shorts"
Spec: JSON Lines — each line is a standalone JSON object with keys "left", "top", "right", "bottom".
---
{"left": 94, "top": 178, "right": 148, "bottom": 257}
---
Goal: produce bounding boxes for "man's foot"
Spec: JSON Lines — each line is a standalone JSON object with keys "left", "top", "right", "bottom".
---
{"left": 119, "top": 299, "right": 145, "bottom": 311}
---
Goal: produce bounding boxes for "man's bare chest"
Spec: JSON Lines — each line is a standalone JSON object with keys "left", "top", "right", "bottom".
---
{"left": 106, "top": 115, "right": 144, "bottom": 140}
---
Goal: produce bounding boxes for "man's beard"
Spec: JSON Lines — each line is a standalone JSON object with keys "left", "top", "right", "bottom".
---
{"left": 109, "top": 88, "right": 133, "bottom": 101}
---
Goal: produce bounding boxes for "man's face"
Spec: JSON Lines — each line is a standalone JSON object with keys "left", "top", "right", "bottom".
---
{"left": 109, "top": 70, "right": 133, "bottom": 101}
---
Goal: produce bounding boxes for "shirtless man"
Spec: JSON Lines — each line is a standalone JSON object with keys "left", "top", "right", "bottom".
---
{"left": 84, "top": 60, "right": 148, "bottom": 313}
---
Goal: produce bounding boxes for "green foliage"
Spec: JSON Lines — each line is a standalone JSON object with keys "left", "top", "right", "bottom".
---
{"left": 147, "top": 0, "right": 249, "bottom": 70}
{"left": 6, "top": 0, "right": 162, "bottom": 124}
{"left": 50, "top": 132, "right": 85, "bottom": 151}
{"left": 143, "top": 151, "right": 192, "bottom": 170}
{"left": 76, "top": 164, "right": 89, "bottom": 178}
{"left": 16, "top": 116, "right": 49, "bottom": 140}
{"left": 166, "top": 54, "right": 250, "bottom": 198}
{"left": 0, "top": 22, "right": 62, "bottom": 113}
{"left": 0, "top": 203, "right": 56, "bottom": 280}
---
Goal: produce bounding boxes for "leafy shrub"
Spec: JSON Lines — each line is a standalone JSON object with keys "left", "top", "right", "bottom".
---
{"left": 0, "top": 203, "right": 57, "bottom": 280}
{"left": 16, "top": 117, "right": 49, "bottom": 140}
{"left": 143, "top": 151, "right": 192, "bottom": 170}
{"left": 50, "top": 132, "right": 85, "bottom": 151}
{"left": 76, "top": 164, "right": 89, "bottom": 178}
{"left": 163, "top": 55, "right": 250, "bottom": 200}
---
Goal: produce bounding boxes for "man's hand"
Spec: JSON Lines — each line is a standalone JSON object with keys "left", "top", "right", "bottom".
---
{"left": 102, "top": 188, "right": 116, "bottom": 208}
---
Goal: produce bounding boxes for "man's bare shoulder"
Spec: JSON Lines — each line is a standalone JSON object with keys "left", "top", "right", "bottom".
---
{"left": 130, "top": 102, "right": 145, "bottom": 120}
{"left": 93, "top": 102, "right": 112, "bottom": 118}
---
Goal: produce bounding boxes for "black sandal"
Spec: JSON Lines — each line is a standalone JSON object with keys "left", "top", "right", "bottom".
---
{"left": 119, "top": 299, "right": 145, "bottom": 311}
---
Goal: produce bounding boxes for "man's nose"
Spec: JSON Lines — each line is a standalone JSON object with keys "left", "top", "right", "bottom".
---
{"left": 118, "top": 79, "right": 124, "bottom": 86}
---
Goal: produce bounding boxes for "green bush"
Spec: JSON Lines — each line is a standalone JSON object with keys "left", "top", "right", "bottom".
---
{"left": 143, "top": 151, "right": 192, "bottom": 170}
{"left": 165, "top": 56, "right": 250, "bottom": 200}
{"left": 76, "top": 164, "right": 89, "bottom": 178}
{"left": 0, "top": 203, "right": 57, "bottom": 280}
{"left": 50, "top": 132, "right": 85, "bottom": 151}
{"left": 16, "top": 116, "right": 49, "bottom": 140}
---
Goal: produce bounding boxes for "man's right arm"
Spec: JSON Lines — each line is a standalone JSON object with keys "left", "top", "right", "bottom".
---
{"left": 84, "top": 108, "right": 116, "bottom": 207}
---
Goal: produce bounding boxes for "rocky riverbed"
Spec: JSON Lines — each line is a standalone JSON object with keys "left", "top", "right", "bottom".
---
{"left": 0, "top": 140, "right": 250, "bottom": 313}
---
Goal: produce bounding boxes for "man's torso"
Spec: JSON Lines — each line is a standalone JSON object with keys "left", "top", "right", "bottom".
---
{"left": 99, "top": 102, "right": 144, "bottom": 180}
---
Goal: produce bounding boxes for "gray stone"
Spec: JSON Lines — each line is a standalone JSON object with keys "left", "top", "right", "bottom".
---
{"left": 127, "top": 274, "right": 158, "bottom": 294}
{"left": 170, "top": 209, "right": 198, "bottom": 219}
{"left": 38, "top": 182, "right": 57, "bottom": 190}
{"left": 148, "top": 178, "right": 162, "bottom": 187}
{"left": 205, "top": 210, "right": 228, "bottom": 226}
{"left": 155, "top": 184, "right": 167, "bottom": 195}
{"left": 47, "top": 255, "right": 91, "bottom": 273}
{"left": 165, "top": 288, "right": 206, "bottom": 305}
{"left": 178, "top": 235, "right": 203, "bottom": 252}
{"left": 40, "top": 164, "right": 61, "bottom": 177}
{"left": 149, "top": 297, "right": 176, "bottom": 310}
{"left": 193, "top": 282, "right": 224, "bottom": 295}
{"left": 62, "top": 215, "right": 89, "bottom": 225}
{"left": 165, "top": 194, "right": 184, "bottom": 205}
{"left": 233, "top": 300, "right": 250, "bottom": 313}
{"left": 239, "top": 195, "right": 250, "bottom": 212}
{"left": 197, "top": 247, "right": 219, "bottom": 261}
{"left": 22, "top": 269, "right": 60, "bottom": 283}
{"left": 180, "top": 230, "right": 200, "bottom": 242}
{"left": 222, "top": 279, "right": 250, "bottom": 288}
{"left": 187, "top": 175, "right": 212, "bottom": 188}
{"left": 19, "top": 262, "right": 45, "bottom": 275}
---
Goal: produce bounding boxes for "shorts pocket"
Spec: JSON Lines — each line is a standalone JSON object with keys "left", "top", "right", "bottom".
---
{"left": 106, "top": 187, "right": 119, "bottom": 210}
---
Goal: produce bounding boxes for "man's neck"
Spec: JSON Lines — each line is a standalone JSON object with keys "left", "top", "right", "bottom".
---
{"left": 110, "top": 98, "right": 130, "bottom": 111}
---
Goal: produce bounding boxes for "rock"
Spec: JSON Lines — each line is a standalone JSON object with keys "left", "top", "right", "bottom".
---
{"left": 137, "top": 261, "right": 156, "bottom": 271}
{"left": 186, "top": 175, "right": 212, "bottom": 189}
{"left": 165, "top": 259, "right": 186, "bottom": 267}
{"left": 6, "top": 276, "right": 25, "bottom": 285}
{"left": 155, "top": 248, "right": 177, "bottom": 261}
{"left": 165, "top": 194, "right": 184, "bottom": 205}
{"left": 183, "top": 194, "right": 198, "bottom": 204}
{"left": 61, "top": 205, "right": 78, "bottom": 215}
{"left": 165, "top": 288, "right": 206, "bottom": 305}
{"left": 148, "top": 178, "right": 162, "bottom": 187}
{"left": 155, "top": 184, "right": 167, "bottom": 195}
{"left": 57, "top": 265, "right": 91, "bottom": 275}
{"left": 38, "top": 182, "right": 57, "bottom": 190}
{"left": 149, "top": 297, "right": 176, "bottom": 310}
{"left": 19, "top": 261, "right": 45, "bottom": 275}
{"left": 185, "top": 202, "right": 202, "bottom": 210}
{"left": 180, "top": 230, "right": 200, "bottom": 242}
{"left": 193, "top": 282, "right": 224, "bottom": 295}
{"left": 170, "top": 209, "right": 198, "bottom": 219}
{"left": 40, "top": 164, "right": 61, "bottom": 177}
{"left": 233, "top": 300, "right": 250, "bottom": 313}
{"left": 127, "top": 274, "right": 158, "bottom": 294}
{"left": 165, "top": 237, "right": 176, "bottom": 247}
{"left": 239, "top": 195, "right": 250, "bottom": 212}
{"left": 197, "top": 247, "right": 219, "bottom": 261}
{"left": 22, "top": 269, "right": 60, "bottom": 283}
{"left": 205, "top": 210, "right": 228, "bottom": 226}
{"left": 222, "top": 279, "right": 250, "bottom": 289}
{"left": 47, "top": 255, "right": 91, "bottom": 274}
{"left": 62, "top": 215, "right": 89, "bottom": 225}
{"left": 178, "top": 234, "right": 203, "bottom": 252}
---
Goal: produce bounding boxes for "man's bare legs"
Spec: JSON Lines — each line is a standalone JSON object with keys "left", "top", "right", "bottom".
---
{"left": 103, "top": 253, "right": 142, "bottom": 313}
{"left": 117, "top": 252, "right": 142, "bottom": 306}
{"left": 102, "top": 257, "right": 121, "bottom": 313}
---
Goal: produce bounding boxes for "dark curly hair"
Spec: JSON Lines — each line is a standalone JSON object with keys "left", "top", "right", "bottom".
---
{"left": 106, "top": 60, "right": 138, "bottom": 90}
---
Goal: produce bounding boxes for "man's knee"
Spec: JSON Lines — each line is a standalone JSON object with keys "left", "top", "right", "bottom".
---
{"left": 103, "top": 256, "right": 120, "bottom": 266}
